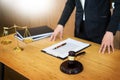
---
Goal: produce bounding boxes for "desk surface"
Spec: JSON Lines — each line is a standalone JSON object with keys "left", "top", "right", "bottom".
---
{"left": 0, "top": 35, "right": 120, "bottom": 80}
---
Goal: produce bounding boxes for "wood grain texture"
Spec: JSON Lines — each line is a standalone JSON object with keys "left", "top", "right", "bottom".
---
{"left": 0, "top": 34, "right": 120, "bottom": 80}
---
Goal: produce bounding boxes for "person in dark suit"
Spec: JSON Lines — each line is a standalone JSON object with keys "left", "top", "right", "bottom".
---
{"left": 50, "top": 0, "right": 120, "bottom": 53}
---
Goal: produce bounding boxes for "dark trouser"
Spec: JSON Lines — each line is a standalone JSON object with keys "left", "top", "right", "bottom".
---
{"left": 0, "top": 63, "right": 4, "bottom": 80}
{"left": 76, "top": 21, "right": 102, "bottom": 44}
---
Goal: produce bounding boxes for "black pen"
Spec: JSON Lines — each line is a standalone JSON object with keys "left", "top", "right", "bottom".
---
{"left": 53, "top": 43, "right": 67, "bottom": 50}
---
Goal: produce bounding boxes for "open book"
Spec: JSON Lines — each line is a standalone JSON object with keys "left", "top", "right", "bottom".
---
{"left": 41, "top": 38, "right": 90, "bottom": 59}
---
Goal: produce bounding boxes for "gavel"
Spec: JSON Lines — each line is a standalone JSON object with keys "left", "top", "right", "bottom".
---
{"left": 60, "top": 51, "right": 85, "bottom": 74}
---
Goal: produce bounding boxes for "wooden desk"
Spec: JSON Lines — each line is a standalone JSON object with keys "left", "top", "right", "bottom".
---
{"left": 0, "top": 35, "right": 120, "bottom": 80}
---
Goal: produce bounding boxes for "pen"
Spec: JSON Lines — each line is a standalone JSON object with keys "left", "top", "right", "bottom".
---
{"left": 75, "top": 51, "right": 86, "bottom": 57}
{"left": 53, "top": 43, "right": 67, "bottom": 50}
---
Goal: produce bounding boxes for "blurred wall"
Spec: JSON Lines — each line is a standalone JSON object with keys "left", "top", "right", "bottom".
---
{"left": 0, "top": 0, "right": 75, "bottom": 36}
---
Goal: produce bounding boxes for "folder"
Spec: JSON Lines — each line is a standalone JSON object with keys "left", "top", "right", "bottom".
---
{"left": 15, "top": 26, "right": 53, "bottom": 41}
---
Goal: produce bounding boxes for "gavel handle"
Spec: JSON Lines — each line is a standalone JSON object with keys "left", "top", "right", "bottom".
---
{"left": 75, "top": 51, "right": 86, "bottom": 57}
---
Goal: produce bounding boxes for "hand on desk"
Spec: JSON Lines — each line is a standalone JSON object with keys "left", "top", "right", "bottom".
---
{"left": 99, "top": 31, "right": 114, "bottom": 54}
{"left": 50, "top": 26, "right": 114, "bottom": 54}
{"left": 50, "top": 24, "right": 64, "bottom": 41}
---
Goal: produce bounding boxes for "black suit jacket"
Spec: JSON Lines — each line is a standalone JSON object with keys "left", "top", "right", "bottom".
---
{"left": 58, "top": 0, "right": 120, "bottom": 42}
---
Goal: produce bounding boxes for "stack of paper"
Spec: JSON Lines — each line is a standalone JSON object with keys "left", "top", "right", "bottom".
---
{"left": 15, "top": 26, "right": 53, "bottom": 41}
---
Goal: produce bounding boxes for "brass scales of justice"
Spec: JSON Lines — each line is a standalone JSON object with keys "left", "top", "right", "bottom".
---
{"left": 0, "top": 24, "right": 33, "bottom": 52}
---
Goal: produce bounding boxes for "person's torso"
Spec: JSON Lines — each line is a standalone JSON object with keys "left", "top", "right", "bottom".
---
{"left": 74, "top": 0, "right": 111, "bottom": 39}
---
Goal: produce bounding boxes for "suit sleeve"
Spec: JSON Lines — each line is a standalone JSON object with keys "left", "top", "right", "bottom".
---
{"left": 58, "top": 0, "right": 75, "bottom": 26}
{"left": 107, "top": 0, "right": 120, "bottom": 34}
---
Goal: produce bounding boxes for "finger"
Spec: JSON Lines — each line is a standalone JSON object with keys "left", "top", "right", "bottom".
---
{"left": 50, "top": 35, "right": 53, "bottom": 41}
{"left": 107, "top": 45, "right": 110, "bottom": 54}
{"left": 52, "top": 34, "right": 57, "bottom": 41}
{"left": 99, "top": 43, "right": 104, "bottom": 53}
{"left": 59, "top": 31, "right": 63, "bottom": 40}
{"left": 111, "top": 43, "right": 114, "bottom": 53}
{"left": 101, "top": 44, "right": 107, "bottom": 54}
{"left": 50, "top": 33, "right": 56, "bottom": 41}
{"left": 50, "top": 33, "right": 55, "bottom": 41}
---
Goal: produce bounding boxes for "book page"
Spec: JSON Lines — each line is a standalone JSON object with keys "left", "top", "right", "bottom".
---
{"left": 42, "top": 38, "right": 90, "bottom": 59}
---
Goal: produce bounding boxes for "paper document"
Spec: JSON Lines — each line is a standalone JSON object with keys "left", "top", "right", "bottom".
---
{"left": 41, "top": 38, "right": 90, "bottom": 59}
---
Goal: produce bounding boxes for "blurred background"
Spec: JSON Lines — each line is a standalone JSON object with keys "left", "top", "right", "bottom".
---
{"left": 0, "top": 0, "right": 75, "bottom": 36}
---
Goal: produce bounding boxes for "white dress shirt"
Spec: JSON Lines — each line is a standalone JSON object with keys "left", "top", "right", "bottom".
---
{"left": 80, "top": 0, "right": 85, "bottom": 9}
{"left": 80, "top": 0, "right": 85, "bottom": 20}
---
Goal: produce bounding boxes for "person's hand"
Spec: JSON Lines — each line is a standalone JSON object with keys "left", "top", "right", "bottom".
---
{"left": 50, "top": 24, "right": 64, "bottom": 41}
{"left": 99, "top": 31, "right": 114, "bottom": 54}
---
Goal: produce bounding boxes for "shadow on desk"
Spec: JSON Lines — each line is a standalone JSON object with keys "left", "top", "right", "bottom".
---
{"left": 3, "top": 64, "right": 29, "bottom": 80}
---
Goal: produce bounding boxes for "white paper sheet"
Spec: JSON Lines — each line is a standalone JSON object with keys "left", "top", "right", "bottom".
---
{"left": 42, "top": 38, "right": 90, "bottom": 59}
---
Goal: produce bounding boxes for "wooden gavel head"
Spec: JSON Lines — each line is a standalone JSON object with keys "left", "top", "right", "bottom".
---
{"left": 60, "top": 51, "right": 83, "bottom": 74}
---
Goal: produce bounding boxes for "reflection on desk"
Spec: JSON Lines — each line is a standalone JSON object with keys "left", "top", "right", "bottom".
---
{"left": 0, "top": 34, "right": 120, "bottom": 80}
